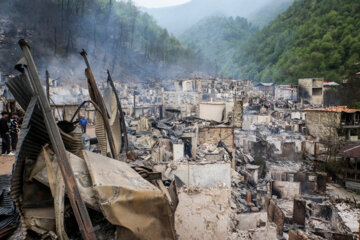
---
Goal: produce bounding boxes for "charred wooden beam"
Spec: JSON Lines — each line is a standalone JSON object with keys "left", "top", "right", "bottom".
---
{"left": 106, "top": 70, "right": 129, "bottom": 153}
{"left": 46, "top": 70, "right": 50, "bottom": 103}
{"left": 70, "top": 100, "right": 103, "bottom": 122}
{"left": 18, "top": 39, "right": 97, "bottom": 240}
{"left": 80, "top": 50, "right": 118, "bottom": 159}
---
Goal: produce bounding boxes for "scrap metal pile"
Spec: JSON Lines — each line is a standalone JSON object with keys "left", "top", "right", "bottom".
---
{"left": 4, "top": 40, "right": 177, "bottom": 240}
{"left": 0, "top": 174, "right": 18, "bottom": 238}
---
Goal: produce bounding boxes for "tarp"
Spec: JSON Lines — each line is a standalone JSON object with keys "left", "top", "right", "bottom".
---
{"left": 35, "top": 150, "right": 176, "bottom": 240}
{"left": 34, "top": 149, "right": 99, "bottom": 210}
{"left": 83, "top": 151, "right": 176, "bottom": 240}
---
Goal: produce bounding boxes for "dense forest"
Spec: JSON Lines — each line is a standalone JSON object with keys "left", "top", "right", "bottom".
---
{"left": 181, "top": 16, "right": 257, "bottom": 77}
{"left": 235, "top": 0, "right": 360, "bottom": 84}
{"left": 0, "top": 0, "right": 202, "bottom": 83}
{"left": 179, "top": 0, "right": 293, "bottom": 78}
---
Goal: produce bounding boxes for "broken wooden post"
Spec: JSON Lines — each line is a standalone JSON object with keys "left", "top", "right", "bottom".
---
{"left": 18, "top": 39, "right": 97, "bottom": 240}
{"left": 46, "top": 70, "right": 50, "bottom": 103}
{"left": 107, "top": 70, "right": 128, "bottom": 153}
{"left": 80, "top": 49, "right": 117, "bottom": 159}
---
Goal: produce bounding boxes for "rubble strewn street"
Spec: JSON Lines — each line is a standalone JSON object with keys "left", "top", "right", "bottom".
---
{"left": 0, "top": 40, "right": 359, "bottom": 240}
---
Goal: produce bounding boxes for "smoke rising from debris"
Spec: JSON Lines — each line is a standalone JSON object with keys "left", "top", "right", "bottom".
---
{"left": 0, "top": 0, "right": 201, "bottom": 85}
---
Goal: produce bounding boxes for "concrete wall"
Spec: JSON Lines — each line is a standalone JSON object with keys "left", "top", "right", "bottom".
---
{"left": 272, "top": 181, "right": 301, "bottom": 199}
{"left": 249, "top": 224, "right": 278, "bottom": 240}
{"left": 163, "top": 91, "right": 200, "bottom": 118}
{"left": 234, "top": 130, "right": 257, "bottom": 152}
{"left": 298, "top": 78, "right": 324, "bottom": 105}
{"left": 199, "top": 102, "right": 226, "bottom": 122}
{"left": 236, "top": 212, "right": 267, "bottom": 230}
{"left": 291, "top": 111, "right": 306, "bottom": 120}
{"left": 275, "top": 87, "right": 294, "bottom": 101}
{"left": 305, "top": 111, "right": 341, "bottom": 143}
{"left": 242, "top": 115, "right": 272, "bottom": 130}
{"left": 175, "top": 188, "right": 231, "bottom": 240}
{"left": 154, "top": 162, "right": 231, "bottom": 188}
{"left": 173, "top": 143, "right": 184, "bottom": 161}
{"left": 182, "top": 80, "right": 194, "bottom": 92}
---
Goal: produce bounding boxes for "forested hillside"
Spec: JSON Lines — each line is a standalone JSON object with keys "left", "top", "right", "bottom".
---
{"left": 143, "top": 0, "right": 293, "bottom": 36}
{"left": 236, "top": 0, "right": 360, "bottom": 84}
{"left": 181, "top": 16, "right": 257, "bottom": 77}
{"left": 0, "top": 0, "right": 201, "bottom": 83}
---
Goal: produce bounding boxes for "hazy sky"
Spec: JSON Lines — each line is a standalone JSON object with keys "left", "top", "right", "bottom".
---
{"left": 133, "top": 0, "right": 191, "bottom": 8}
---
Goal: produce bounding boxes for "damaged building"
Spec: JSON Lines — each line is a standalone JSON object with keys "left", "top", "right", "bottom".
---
{"left": 305, "top": 106, "right": 360, "bottom": 143}
{"left": 298, "top": 78, "right": 324, "bottom": 105}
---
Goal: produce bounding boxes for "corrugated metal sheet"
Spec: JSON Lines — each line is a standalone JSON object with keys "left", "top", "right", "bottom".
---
{"left": 0, "top": 174, "right": 14, "bottom": 216}
{"left": 6, "top": 74, "right": 84, "bottom": 239}
{"left": 0, "top": 174, "right": 18, "bottom": 232}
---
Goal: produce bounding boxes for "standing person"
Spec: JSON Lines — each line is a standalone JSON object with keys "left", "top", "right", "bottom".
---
{"left": 0, "top": 112, "right": 10, "bottom": 155}
{"left": 79, "top": 116, "right": 88, "bottom": 133}
{"left": 10, "top": 113, "right": 19, "bottom": 153}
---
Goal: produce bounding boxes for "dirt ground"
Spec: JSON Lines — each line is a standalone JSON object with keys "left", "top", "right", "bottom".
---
{"left": 86, "top": 125, "right": 96, "bottom": 138}
{"left": 0, "top": 155, "right": 15, "bottom": 175}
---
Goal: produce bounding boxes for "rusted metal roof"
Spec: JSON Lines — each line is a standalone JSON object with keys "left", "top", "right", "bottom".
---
{"left": 338, "top": 143, "right": 360, "bottom": 158}
{"left": 303, "top": 106, "right": 360, "bottom": 113}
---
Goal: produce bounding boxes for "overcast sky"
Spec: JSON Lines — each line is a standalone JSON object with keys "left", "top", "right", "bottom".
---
{"left": 133, "top": 0, "right": 191, "bottom": 8}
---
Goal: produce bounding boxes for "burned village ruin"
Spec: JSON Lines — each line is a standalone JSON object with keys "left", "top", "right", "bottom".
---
{"left": 0, "top": 0, "right": 360, "bottom": 239}
{"left": 0, "top": 39, "right": 358, "bottom": 240}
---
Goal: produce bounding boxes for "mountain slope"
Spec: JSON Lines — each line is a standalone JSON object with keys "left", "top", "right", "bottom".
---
{"left": 0, "top": 0, "right": 201, "bottom": 83}
{"left": 143, "top": 0, "right": 293, "bottom": 36}
{"left": 248, "top": 0, "right": 295, "bottom": 28}
{"left": 236, "top": 0, "right": 360, "bottom": 83}
{"left": 181, "top": 16, "right": 257, "bottom": 77}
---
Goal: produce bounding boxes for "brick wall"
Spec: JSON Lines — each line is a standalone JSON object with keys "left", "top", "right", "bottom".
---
{"left": 233, "top": 100, "right": 243, "bottom": 128}
{"left": 198, "top": 127, "right": 234, "bottom": 152}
